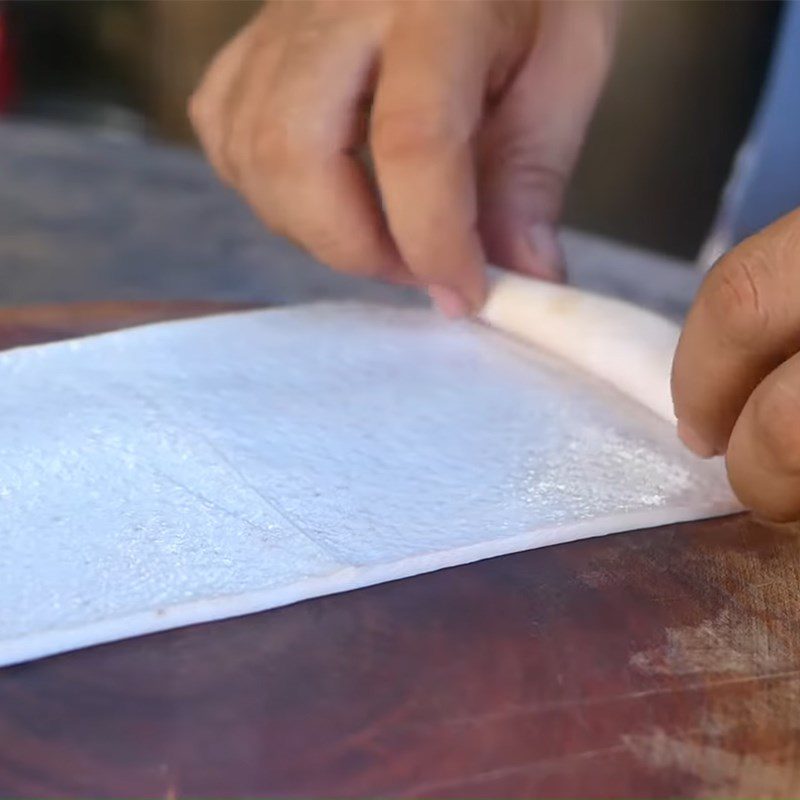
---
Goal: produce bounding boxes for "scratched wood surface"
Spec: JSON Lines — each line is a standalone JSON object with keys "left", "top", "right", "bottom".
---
{"left": 1, "top": 303, "right": 799, "bottom": 799}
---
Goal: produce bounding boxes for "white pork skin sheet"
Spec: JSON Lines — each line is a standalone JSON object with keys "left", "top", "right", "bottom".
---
{"left": 0, "top": 294, "right": 739, "bottom": 667}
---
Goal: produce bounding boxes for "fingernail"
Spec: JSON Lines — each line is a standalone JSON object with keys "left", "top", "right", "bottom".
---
{"left": 525, "top": 223, "right": 565, "bottom": 281}
{"left": 677, "top": 420, "right": 717, "bottom": 459}
{"left": 427, "top": 285, "right": 469, "bottom": 319}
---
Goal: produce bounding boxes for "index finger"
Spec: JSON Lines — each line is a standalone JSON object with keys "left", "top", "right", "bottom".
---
{"left": 370, "top": 5, "right": 492, "bottom": 314}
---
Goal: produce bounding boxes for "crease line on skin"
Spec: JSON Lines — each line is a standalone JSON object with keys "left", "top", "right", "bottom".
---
{"left": 126, "top": 382, "right": 344, "bottom": 563}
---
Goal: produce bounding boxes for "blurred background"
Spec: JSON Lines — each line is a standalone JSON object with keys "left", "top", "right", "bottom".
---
{"left": 1, "top": 0, "right": 782, "bottom": 260}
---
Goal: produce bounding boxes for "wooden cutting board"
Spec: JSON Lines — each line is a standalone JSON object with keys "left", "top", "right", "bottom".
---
{"left": 0, "top": 302, "right": 798, "bottom": 799}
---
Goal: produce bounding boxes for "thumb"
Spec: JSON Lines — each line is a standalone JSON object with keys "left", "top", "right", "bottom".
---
{"left": 478, "top": 0, "right": 617, "bottom": 281}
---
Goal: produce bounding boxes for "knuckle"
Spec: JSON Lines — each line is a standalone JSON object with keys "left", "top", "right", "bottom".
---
{"left": 480, "top": 130, "right": 569, "bottom": 216}
{"left": 509, "top": 162, "right": 566, "bottom": 205}
{"left": 371, "top": 106, "right": 465, "bottom": 162}
{"left": 751, "top": 379, "right": 800, "bottom": 476}
{"left": 494, "top": 147, "right": 566, "bottom": 204}
{"left": 703, "top": 246, "right": 772, "bottom": 347}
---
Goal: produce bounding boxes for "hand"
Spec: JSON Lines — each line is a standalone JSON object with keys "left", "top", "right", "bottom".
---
{"left": 673, "top": 208, "right": 800, "bottom": 521}
{"left": 189, "top": 0, "right": 617, "bottom": 316}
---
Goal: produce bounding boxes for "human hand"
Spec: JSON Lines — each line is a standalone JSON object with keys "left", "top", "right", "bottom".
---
{"left": 189, "top": 0, "right": 617, "bottom": 316}
{"left": 673, "top": 208, "right": 800, "bottom": 521}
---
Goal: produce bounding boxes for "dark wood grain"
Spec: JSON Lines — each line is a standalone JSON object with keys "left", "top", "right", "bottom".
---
{"left": 1, "top": 303, "right": 799, "bottom": 799}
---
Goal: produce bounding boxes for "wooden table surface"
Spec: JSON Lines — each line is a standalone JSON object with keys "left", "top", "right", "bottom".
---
{"left": 1, "top": 303, "right": 799, "bottom": 799}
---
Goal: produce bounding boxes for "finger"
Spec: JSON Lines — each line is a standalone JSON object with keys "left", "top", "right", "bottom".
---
{"left": 217, "top": 7, "right": 293, "bottom": 186}
{"left": 236, "top": 10, "right": 407, "bottom": 280}
{"left": 370, "top": 5, "right": 492, "bottom": 313}
{"left": 478, "top": 0, "right": 617, "bottom": 281}
{"left": 188, "top": 12, "right": 262, "bottom": 184}
{"left": 672, "top": 209, "right": 800, "bottom": 457}
{"left": 726, "top": 350, "right": 800, "bottom": 521}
